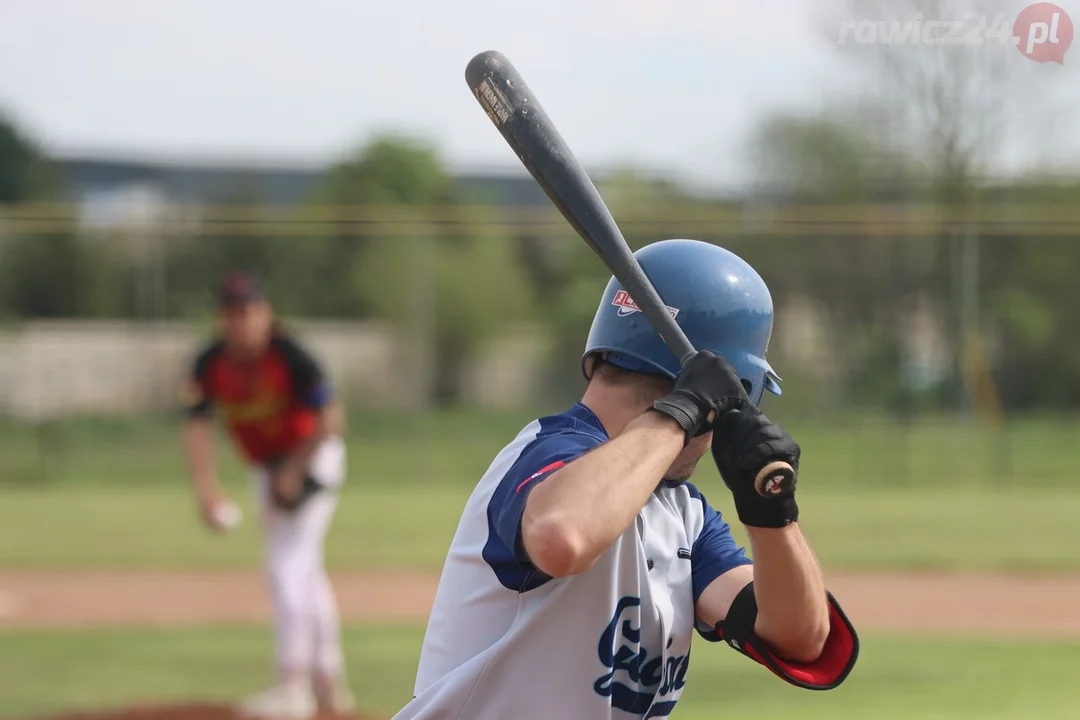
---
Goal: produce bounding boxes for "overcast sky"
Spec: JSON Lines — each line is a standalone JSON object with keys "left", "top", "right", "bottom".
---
{"left": 1, "top": 0, "right": 1076, "bottom": 190}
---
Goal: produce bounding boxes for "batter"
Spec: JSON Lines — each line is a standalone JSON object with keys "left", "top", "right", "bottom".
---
{"left": 396, "top": 240, "right": 859, "bottom": 719}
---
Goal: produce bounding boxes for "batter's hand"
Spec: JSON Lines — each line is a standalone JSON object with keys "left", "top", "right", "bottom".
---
{"left": 649, "top": 351, "right": 749, "bottom": 446}
{"left": 711, "top": 407, "right": 801, "bottom": 528}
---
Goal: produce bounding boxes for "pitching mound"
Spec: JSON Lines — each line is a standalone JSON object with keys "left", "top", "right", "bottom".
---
{"left": 33, "top": 703, "right": 384, "bottom": 720}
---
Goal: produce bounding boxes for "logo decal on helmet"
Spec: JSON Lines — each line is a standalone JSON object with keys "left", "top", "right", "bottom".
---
{"left": 612, "top": 290, "right": 679, "bottom": 319}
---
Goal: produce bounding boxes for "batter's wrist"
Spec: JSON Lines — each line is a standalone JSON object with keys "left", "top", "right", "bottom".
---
{"left": 637, "top": 409, "right": 689, "bottom": 445}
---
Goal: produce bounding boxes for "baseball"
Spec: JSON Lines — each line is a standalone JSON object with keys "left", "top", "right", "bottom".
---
{"left": 213, "top": 501, "right": 242, "bottom": 530}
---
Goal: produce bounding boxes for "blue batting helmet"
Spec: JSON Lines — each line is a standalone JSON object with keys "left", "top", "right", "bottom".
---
{"left": 582, "top": 239, "right": 782, "bottom": 405}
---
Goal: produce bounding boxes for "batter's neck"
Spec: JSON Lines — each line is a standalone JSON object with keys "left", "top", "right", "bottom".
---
{"left": 579, "top": 385, "right": 659, "bottom": 439}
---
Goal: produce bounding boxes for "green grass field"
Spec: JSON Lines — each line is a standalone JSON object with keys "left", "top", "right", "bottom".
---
{"left": 4, "top": 626, "right": 1080, "bottom": 720}
{"left": 2, "top": 482, "right": 1080, "bottom": 572}
{"left": 2, "top": 410, "right": 1079, "bottom": 491}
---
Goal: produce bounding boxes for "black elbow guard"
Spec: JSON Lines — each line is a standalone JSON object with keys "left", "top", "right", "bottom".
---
{"left": 714, "top": 583, "right": 859, "bottom": 691}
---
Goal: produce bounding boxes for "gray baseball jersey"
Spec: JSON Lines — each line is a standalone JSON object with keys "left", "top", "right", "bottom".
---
{"left": 394, "top": 403, "right": 751, "bottom": 719}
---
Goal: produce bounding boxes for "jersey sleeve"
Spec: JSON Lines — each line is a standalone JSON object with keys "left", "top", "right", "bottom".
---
{"left": 275, "top": 334, "right": 333, "bottom": 409}
{"left": 687, "top": 483, "right": 753, "bottom": 606}
{"left": 482, "top": 432, "right": 603, "bottom": 591}
{"left": 183, "top": 343, "right": 220, "bottom": 418}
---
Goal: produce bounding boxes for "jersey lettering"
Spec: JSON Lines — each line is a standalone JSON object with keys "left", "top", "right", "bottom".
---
{"left": 594, "top": 596, "right": 689, "bottom": 716}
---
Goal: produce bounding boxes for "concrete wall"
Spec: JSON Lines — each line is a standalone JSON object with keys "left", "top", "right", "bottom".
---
{"left": 0, "top": 321, "right": 547, "bottom": 421}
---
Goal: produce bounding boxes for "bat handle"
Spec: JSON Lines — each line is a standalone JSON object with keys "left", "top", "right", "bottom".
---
{"left": 678, "top": 350, "right": 698, "bottom": 368}
{"left": 753, "top": 461, "right": 797, "bottom": 499}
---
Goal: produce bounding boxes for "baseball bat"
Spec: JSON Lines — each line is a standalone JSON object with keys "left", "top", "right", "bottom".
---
{"left": 464, "top": 50, "right": 795, "bottom": 498}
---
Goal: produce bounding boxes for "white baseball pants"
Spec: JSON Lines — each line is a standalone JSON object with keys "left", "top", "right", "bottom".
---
{"left": 253, "top": 436, "right": 347, "bottom": 680}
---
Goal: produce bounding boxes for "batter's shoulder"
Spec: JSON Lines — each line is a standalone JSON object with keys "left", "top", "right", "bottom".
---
{"left": 532, "top": 403, "right": 609, "bottom": 445}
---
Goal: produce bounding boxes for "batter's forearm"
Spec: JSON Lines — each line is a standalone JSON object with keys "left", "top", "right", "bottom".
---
{"left": 747, "top": 524, "right": 830, "bottom": 662}
{"left": 522, "top": 412, "right": 683, "bottom": 577}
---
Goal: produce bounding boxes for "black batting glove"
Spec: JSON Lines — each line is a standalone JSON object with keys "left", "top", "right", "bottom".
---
{"left": 711, "top": 407, "right": 801, "bottom": 528}
{"left": 650, "top": 351, "right": 749, "bottom": 446}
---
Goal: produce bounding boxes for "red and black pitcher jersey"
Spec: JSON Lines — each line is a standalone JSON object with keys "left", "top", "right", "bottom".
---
{"left": 185, "top": 332, "right": 332, "bottom": 464}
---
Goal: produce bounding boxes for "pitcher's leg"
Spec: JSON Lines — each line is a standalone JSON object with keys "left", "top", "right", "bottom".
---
{"left": 304, "top": 437, "right": 354, "bottom": 712}
{"left": 266, "top": 521, "right": 318, "bottom": 683}
{"left": 312, "top": 553, "right": 354, "bottom": 710}
{"left": 312, "top": 565, "right": 345, "bottom": 679}
{"left": 239, "top": 475, "right": 318, "bottom": 719}
{"left": 271, "top": 492, "right": 351, "bottom": 713}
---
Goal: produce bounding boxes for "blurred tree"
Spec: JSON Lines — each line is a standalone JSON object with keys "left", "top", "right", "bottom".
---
{"left": 823, "top": 0, "right": 1028, "bottom": 411}
{"left": 826, "top": 0, "right": 1019, "bottom": 199}
{"left": 165, "top": 173, "right": 318, "bottom": 320}
{"left": 742, "top": 0, "right": 1039, "bottom": 414}
{"left": 745, "top": 109, "right": 943, "bottom": 414}
{"left": 359, "top": 210, "right": 532, "bottom": 405}
{"left": 312, "top": 134, "right": 531, "bottom": 406}
{"left": 0, "top": 111, "right": 51, "bottom": 202}
{"left": 979, "top": 178, "right": 1080, "bottom": 410}
{"left": 310, "top": 134, "right": 454, "bottom": 318}
{"left": 600, "top": 168, "right": 704, "bottom": 226}
{"left": 1, "top": 232, "right": 124, "bottom": 318}
{"left": 318, "top": 135, "right": 454, "bottom": 206}
{"left": 0, "top": 111, "right": 125, "bottom": 318}
{"left": 747, "top": 111, "right": 922, "bottom": 203}
{"left": 747, "top": 0, "right": 1080, "bottom": 415}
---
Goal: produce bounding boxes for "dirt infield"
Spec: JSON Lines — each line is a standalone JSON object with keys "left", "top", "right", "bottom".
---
{"left": 3, "top": 569, "right": 1080, "bottom": 636}
{"left": 32, "top": 705, "right": 377, "bottom": 720}
{"left": 33, "top": 706, "right": 243, "bottom": 720}
{"left": 4, "top": 569, "right": 1080, "bottom": 720}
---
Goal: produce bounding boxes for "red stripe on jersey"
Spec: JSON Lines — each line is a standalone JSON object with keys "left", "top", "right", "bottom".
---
{"left": 516, "top": 460, "right": 566, "bottom": 494}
